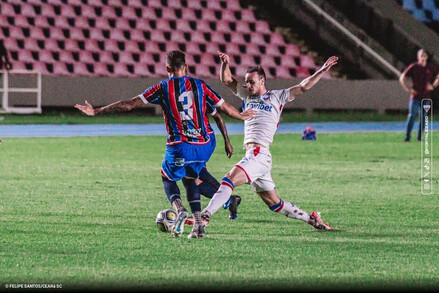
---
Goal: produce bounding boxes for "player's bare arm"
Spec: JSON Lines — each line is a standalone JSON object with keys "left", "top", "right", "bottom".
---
{"left": 212, "top": 111, "right": 234, "bottom": 158}
{"left": 218, "top": 51, "right": 238, "bottom": 94}
{"left": 218, "top": 102, "right": 256, "bottom": 121}
{"left": 399, "top": 70, "right": 418, "bottom": 95}
{"left": 427, "top": 73, "right": 439, "bottom": 91}
{"left": 75, "top": 96, "right": 144, "bottom": 116}
{"left": 289, "top": 56, "right": 338, "bottom": 99}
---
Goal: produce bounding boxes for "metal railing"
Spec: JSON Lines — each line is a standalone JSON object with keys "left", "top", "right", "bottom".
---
{"left": 0, "top": 69, "right": 42, "bottom": 114}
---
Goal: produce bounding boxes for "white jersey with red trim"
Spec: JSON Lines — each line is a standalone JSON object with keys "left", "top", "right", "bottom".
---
{"left": 237, "top": 87, "right": 293, "bottom": 148}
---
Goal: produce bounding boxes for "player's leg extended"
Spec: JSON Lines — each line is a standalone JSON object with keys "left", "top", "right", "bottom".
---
{"left": 259, "top": 190, "right": 332, "bottom": 230}
{"left": 258, "top": 190, "right": 310, "bottom": 222}
{"left": 405, "top": 99, "right": 419, "bottom": 141}
{"left": 202, "top": 166, "right": 247, "bottom": 218}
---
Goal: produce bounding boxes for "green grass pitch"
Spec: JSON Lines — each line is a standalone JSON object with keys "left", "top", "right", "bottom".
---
{"left": 0, "top": 132, "right": 438, "bottom": 291}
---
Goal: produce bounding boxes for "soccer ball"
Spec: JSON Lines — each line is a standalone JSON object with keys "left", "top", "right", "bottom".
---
{"left": 156, "top": 209, "right": 178, "bottom": 232}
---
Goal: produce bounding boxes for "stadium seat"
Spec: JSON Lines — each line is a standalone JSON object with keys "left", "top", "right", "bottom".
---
{"left": 78, "top": 51, "right": 95, "bottom": 63}
{"left": 165, "top": 41, "right": 180, "bottom": 52}
{"left": 245, "top": 43, "right": 263, "bottom": 55}
{"left": 33, "top": 61, "right": 51, "bottom": 75}
{"left": 103, "top": 39, "right": 120, "bottom": 53}
{"left": 20, "top": 3, "right": 37, "bottom": 17}
{"left": 11, "top": 61, "right": 27, "bottom": 71}
{"left": 154, "top": 63, "right": 169, "bottom": 77}
{"left": 200, "top": 9, "right": 217, "bottom": 21}
{"left": 49, "top": 27, "right": 66, "bottom": 41}
{"left": 99, "top": 51, "right": 115, "bottom": 63}
{"left": 224, "top": 43, "right": 241, "bottom": 55}
{"left": 240, "top": 9, "right": 256, "bottom": 22}
{"left": 121, "top": 6, "right": 137, "bottom": 19}
{"left": 147, "top": 0, "right": 164, "bottom": 9}
{"left": 215, "top": 20, "right": 233, "bottom": 33}
{"left": 44, "top": 39, "right": 61, "bottom": 51}
{"left": 221, "top": 10, "right": 237, "bottom": 22}
{"left": 74, "top": 16, "right": 91, "bottom": 29}
{"left": 299, "top": 55, "right": 317, "bottom": 68}
{"left": 69, "top": 27, "right": 85, "bottom": 40}
{"left": 254, "top": 20, "right": 272, "bottom": 34}
{"left": 226, "top": 0, "right": 242, "bottom": 10}
{"left": 239, "top": 54, "right": 255, "bottom": 67}
{"left": 39, "top": 50, "right": 55, "bottom": 63}
{"left": 130, "top": 29, "right": 147, "bottom": 42}
{"left": 53, "top": 15, "right": 71, "bottom": 29}
{"left": 295, "top": 66, "right": 310, "bottom": 78}
{"left": 18, "top": 49, "right": 36, "bottom": 63}
{"left": 249, "top": 33, "right": 267, "bottom": 45}
{"left": 175, "top": 19, "right": 194, "bottom": 32}
{"left": 111, "top": 29, "right": 127, "bottom": 41}
{"left": 206, "top": 1, "right": 223, "bottom": 10}
{"left": 1, "top": 3, "right": 16, "bottom": 17}
{"left": 59, "top": 50, "right": 75, "bottom": 63}
{"left": 199, "top": 53, "right": 217, "bottom": 66}
{"left": 101, "top": 6, "right": 117, "bottom": 18}
{"left": 186, "top": 1, "right": 203, "bottom": 10}
{"left": 150, "top": 30, "right": 166, "bottom": 42}
{"left": 29, "top": 27, "right": 46, "bottom": 40}
{"left": 81, "top": 5, "right": 97, "bottom": 18}
{"left": 161, "top": 7, "right": 177, "bottom": 19}
{"left": 191, "top": 31, "right": 207, "bottom": 43}
{"left": 284, "top": 44, "right": 301, "bottom": 57}
{"left": 60, "top": 5, "right": 76, "bottom": 17}
{"left": 34, "top": 16, "right": 51, "bottom": 27}
{"left": 113, "top": 63, "right": 133, "bottom": 76}
{"left": 23, "top": 38, "right": 40, "bottom": 51}
{"left": 53, "top": 62, "right": 70, "bottom": 75}
{"left": 139, "top": 6, "right": 156, "bottom": 19}
{"left": 275, "top": 66, "right": 293, "bottom": 79}
{"left": 73, "top": 62, "right": 93, "bottom": 76}
{"left": 13, "top": 15, "right": 30, "bottom": 28}
{"left": 156, "top": 19, "right": 173, "bottom": 31}
{"left": 270, "top": 33, "right": 285, "bottom": 45}
{"left": 169, "top": 30, "right": 187, "bottom": 42}
{"left": 280, "top": 56, "right": 298, "bottom": 68}
{"left": 114, "top": 18, "right": 132, "bottom": 30}
{"left": 93, "top": 63, "right": 110, "bottom": 76}
{"left": 139, "top": 52, "right": 156, "bottom": 64}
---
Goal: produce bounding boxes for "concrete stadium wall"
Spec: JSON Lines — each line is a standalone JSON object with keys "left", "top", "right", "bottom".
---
{"left": 4, "top": 75, "right": 411, "bottom": 114}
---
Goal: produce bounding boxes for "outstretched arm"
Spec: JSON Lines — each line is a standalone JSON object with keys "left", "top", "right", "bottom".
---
{"left": 218, "top": 51, "right": 238, "bottom": 94}
{"left": 75, "top": 96, "right": 144, "bottom": 116}
{"left": 212, "top": 111, "right": 234, "bottom": 158}
{"left": 218, "top": 101, "right": 256, "bottom": 121}
{"left": 289, "top": 56, "right": 338, "bottom": 100}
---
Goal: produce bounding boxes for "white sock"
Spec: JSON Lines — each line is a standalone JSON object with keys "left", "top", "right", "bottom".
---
{"left": 269, "top": 200, "right": 310, "bottom": 222}
{"left": 203, "top": 177, "right": 234, "bottom": 216}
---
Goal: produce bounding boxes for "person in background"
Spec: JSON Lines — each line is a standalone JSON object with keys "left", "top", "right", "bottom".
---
{"left": 0, "top": 39, "right": 12, "bottom": 70}
{"left": 399, "top": 49, "right": 439, "bottom": 142}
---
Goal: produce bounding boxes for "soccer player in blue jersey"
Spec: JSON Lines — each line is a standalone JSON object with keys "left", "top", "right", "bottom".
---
{"left": 75, "top": 50, "right": 255, "bottom": 238}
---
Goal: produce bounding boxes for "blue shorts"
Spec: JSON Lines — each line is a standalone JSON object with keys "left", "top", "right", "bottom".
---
{"left": 161, "top": 136, "right": 216, "bottom": 181}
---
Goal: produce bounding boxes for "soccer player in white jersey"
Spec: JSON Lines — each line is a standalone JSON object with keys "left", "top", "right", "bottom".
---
{"left": 201, "top": 52, "right": 338, "bottom": 231}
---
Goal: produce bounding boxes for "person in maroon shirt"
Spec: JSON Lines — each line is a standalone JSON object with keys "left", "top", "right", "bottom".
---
{"left": 400, "top": 49, "right": 439, "bottom": 142}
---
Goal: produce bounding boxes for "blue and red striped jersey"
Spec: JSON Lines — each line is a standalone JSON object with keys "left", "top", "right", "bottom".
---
{"left": 138, "top": 75, "right": 224, "bottom": 145}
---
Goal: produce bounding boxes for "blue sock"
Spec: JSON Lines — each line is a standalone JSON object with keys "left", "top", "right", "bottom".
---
{"left": 162, "top": 176, "right": 181, "bottom": 204}
{"left": 197, "top": 182, "right": 217, "bottom": 198}
{"left": 182, "top": 178, "right": 201, "bottom": 213}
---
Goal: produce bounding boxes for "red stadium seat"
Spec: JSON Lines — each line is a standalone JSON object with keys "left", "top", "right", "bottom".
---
{"left": 236, "top": 21, "right": 252, "bottom": 33}
{"left": 49, "top": 27, "right": 66, "bottom": 41}
{"left": 73, "top": 62, "right": 92, "bottom": 76}
{"left": 95, "top": 17, "right": 111, "bottom": 29}
{"left": 18, "top": 49, "right": 35, "bottom": 63}
{"left": 204, "top": 42, "right": 221, "bottom": 54}
{"left": 181, "top": 8, "right": 198, "bottom": 21}
{"left": 53, "top": 15, "right": 71, "bottom": 29}
{"left": 221, "top": 10, "right": 237, "bottom": 22}
{"left": 78, "top": 51, "right": 95, "bottom": 63}
{"left": 246, "top": 43, "right": 263, "bottom": 55}
{"left": 81, "top": 5, "right": 97, "bottom": 18}
{"left": 14, "top": 15, "right": 30, "bottom": 28}
{"left": 199, "top": 53, "right": 217, "bottom": 66}
{"left": 161, "top": 7, "right": 177, "bottom": 19}
{"left": 59, "top": 50, "right": 75, "bottom": 63}
{"left": 83, "top": 39, "right": 100, "bottom": 52}
{"left": 240, "top": 9, "right": 256, "bottom": 22}
{"left": 139, "top": 52, "right": 155, "bottom": 65}
{"left": 239, "top": 54, "right": 255, "bottom": 67}
{"left": 60, "top": 5, "right": 76, "bottom": 17}
{"left": 69, "top": 27, "right": 85, "bottom": 40}
{"left": 101, "top": 6, "right": 117, "bottom": 18}
{"left": 111, "top": 29, "right": 127, "bottom": 41}
{"left": 300, "top": 55, "right": 316, "bottom": 68}
{"left": 150, "top": 30, "right": 166, "bottom": 42}
{"left": 226, "top": 0, "right": 242, "bottom": 10}
{"left": 94, "top": 63, "right": 110, "bottom": 76}
{"left": 254, "top": 20, "right": 271, "bottom": 34}
{"left": 270, "top": 33, "right": 285, "bottom": 45}
{"left": 127, "top": 0, "right": 144, "bottom": 8}
{"left": 224, "top": 43, "right": 241, "bottom": 55}
{"left": 121, "top": 6, "right": 137, "bottom": 19}
{"left": 40, "top": 5, "right": 57, "bottom": 17}
{"left": 20, "top": 3, "right": 37, "bottom": 17}
{"left": 34, "top": 16, "right": 51, "bottom": 27}
{"left": 113, "top": 63, "right": 133, "bottom": 76}
{"left": 130, "top": 29, "right": 147, "bottom": 42}
{"left": 12, "top": 61, "right": 27, "bottom": 71}
{"left": 175, "top": 19, "right": 194, "bottom": 32}
{"left": 169, "top": 30, "right": 186, "bottom": 42}
{"left": 75, "top": 16, "right": 90, "bottom": 29}
{"left": 186, "top": 1, "right": 203, "bottom": 10}
{"left": 295, "top": 66, "right": 310, "bottom": 78}
{"left": 53, "top": 62, "right": 70, "bottom": 75}
{"left": 23, "top": 38, "right": 40, "bottom": 51}
{"left": 185, "top": 42, "right": 201, "bottom": 54}
{"left": 1, "top": 3, "right": 16, "bottom": 17}
{"left": 156, "top": 19, "right": 172, "bottom": 31}
{"left": 99, "top": 51, "right": 115, "bottom": 63}
{"left": 190, "top": 31, "right": 207, "bottom": 43}
{"left": 39, "top": 50, "right": 55, "bottom": 63}
{"left": 119, "top": 51, "right": 134, "bottom": 64}
{"left": 274, "top": 67, "right": 293, "bottom": 79}
{"left": 280, "top": 56, "right": 298, "bottom": 68}
{"left": 215, "top": 20, "right": 232, "bottom": 33}
{"left": 147, "top": 0, "right": 164, "bottom": 9}
{"left": 230, "top": 32, "right": 247, "bottom": 45}
{"left": 29, "top": 27, "right": 46, "bottom": 40}
{"left": 165, "top": 41, "right": 180, "bottom": 52}
{"left": 88, "top": 28, "right": 105, "bottom": 41}
{"left": 133, "top": 63, "right": 152, "bottom": 77}
{"left": 33, "top": 62, "right": 51, "bottom": 75}
{"left": 249, "top": 33, "right": 267, "bottom": 45}
{"left": 206, "top": 1, "right": 223, "bottom": 10}
{"left": 139, "top": 7, "right": 156, "bottom": 20}
{"left": 284, "top": 44, "right": 301, "bottom": 57}
{"left": 115, "top": 18, "right": 132, "bottom": 30}
{"left": 103, "top": 39, "right": 120, "bottom": 53}
{"left": 154, "top": 63, "right": 168, "bottom": 77}
{"left": 44, "top": 39, "right": 61, "bottom": 51}
{"left": 200, "top": 9, "right": 217, "bottom": 21}
{"left": 211, "top": 32, "right": 226, "bottom": 43}
{"left": 195, "top": 19, "right": 212, "bottom": 33}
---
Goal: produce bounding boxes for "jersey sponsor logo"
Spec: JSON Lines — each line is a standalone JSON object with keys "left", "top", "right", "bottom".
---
{"left": 246, "top": 102, "right": 273, "bottom": 112}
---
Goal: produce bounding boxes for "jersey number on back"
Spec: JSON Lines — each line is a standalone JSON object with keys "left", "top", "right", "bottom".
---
{"left": 178, "top": 91, "right": 194, "bottom": 121}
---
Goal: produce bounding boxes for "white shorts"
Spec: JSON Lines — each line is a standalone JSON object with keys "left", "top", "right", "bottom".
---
{"left": 235, "top": 146, "right": 276, "bottom": 193}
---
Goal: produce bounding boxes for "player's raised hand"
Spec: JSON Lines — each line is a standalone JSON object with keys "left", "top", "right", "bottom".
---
{"left": 218, "top": 51, "right": 230, "bottom": 64}
{"left": 75, "top": 100, "right": 96, "bottom": 116}
{"left": 321, "top": 56, "right": 338, "bottom": 72}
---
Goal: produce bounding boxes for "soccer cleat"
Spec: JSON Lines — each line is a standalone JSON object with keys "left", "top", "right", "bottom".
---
{"left": 200, "top": 211, "right": 211, "bottom": 226}
{"left": 171, "top": 210, "right": 189, "bottom": 237}
{"left": 309, "top": 211, "right": 332, "bottom": 230}
{"left": 184, "top": 216, "right": 209, "bottom": 227}
{"left": 187, "top": 225, "right": 205, "bottom": 239}
{"left": 228, "top": 195, "right": 241, "bottom": 220}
